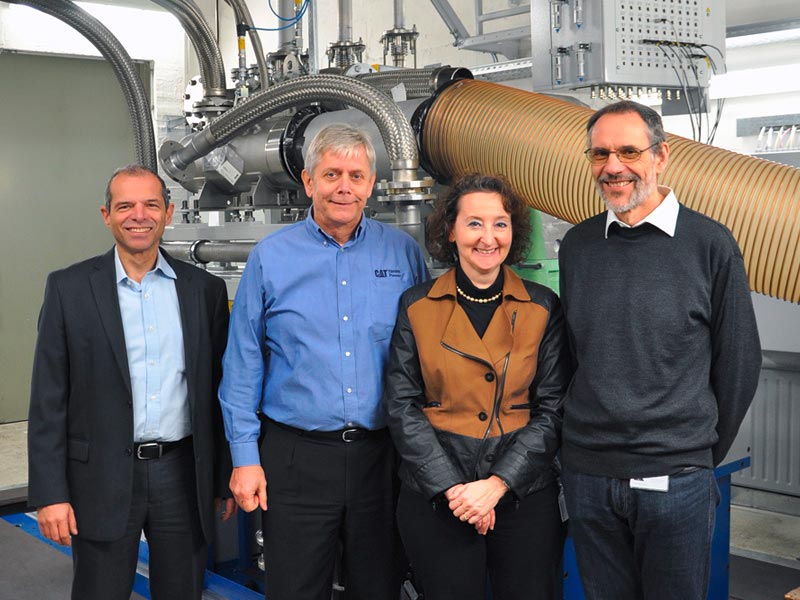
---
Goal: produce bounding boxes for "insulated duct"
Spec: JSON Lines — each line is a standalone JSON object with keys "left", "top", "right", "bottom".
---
{"left": 421, "top": 79, "right": 800, "bottom": 303}
{"left": 151, "top": 0, "right": 227, "bottom": 97}
{"left": 10, "top": 0, "right": 157, "bottom": 169}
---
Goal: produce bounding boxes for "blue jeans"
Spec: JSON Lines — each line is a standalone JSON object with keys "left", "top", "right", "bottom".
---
{"left": 561, "top": 466, "right": 720, "bottom": 600}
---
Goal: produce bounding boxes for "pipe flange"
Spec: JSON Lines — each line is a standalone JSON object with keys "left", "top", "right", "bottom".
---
{"left": 375, "top": 177, "right": 436, "bottom": 204}
{"left": 188, "top": 239, "right": 209, "bottom": 264}
{"left": 281, "top": 104, "right": 330, "bottom": 184}
{"left": 159, "top": 139, "right": 201, "bottom": 192}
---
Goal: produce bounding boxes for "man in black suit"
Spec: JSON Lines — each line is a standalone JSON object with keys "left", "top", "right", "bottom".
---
{"left": 27, "top": 164, "right": 235, "bottom": 600}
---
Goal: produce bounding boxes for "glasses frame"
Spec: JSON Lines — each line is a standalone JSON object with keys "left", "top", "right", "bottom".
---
{"left": 583, "top": 142, "right": 660, "bottom": 165}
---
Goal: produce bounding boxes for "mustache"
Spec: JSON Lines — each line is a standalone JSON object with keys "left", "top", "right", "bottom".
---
{"left": 598, "top": 174, "right": 640, "bottom": 184}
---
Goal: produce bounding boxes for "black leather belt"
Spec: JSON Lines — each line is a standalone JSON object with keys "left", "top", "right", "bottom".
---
{"left": 267, "top": 418, "right": 386, "bottom": 443}
{"left": 134, "top": 436, "right": 190, "bottom": 460}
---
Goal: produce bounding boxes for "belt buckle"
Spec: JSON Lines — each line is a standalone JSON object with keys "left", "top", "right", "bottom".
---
{"left": 341, "top": 428, "right": 362, "bottom": 443}
{"left": 136, "top": 442, "right": 162, "bottom": 459}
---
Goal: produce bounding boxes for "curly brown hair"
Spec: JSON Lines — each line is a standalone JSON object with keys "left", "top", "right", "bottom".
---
{"left": 426, "top": 173, "right": 532, "bottom": 266}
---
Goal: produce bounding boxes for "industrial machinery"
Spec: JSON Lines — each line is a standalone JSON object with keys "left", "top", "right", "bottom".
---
{"left": 2, "top": 0, "right": 799, "bottom": 597}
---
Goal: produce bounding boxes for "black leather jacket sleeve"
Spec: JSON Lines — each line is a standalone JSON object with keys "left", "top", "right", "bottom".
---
{"left": 490, "top": 289, "right": 570, "bottom": 495}
{"left": 382, "top": 290, "right": 465, "bottom": 500}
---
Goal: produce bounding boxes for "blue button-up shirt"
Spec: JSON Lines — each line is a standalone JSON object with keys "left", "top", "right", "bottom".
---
{"left": 219, "top": 212, "right": 429, "bottom": 467}
{"left": 115, "top": 248, "right": 189, "bottom": 442}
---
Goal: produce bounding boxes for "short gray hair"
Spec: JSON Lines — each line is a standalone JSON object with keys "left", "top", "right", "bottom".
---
{"left": 104, "top": 164, "right": 170, "bottom": 211}
{"left": 586, "top": 100, "right": 667, "bottom": 154}
{"left": 303, "top": 124, "right": 376, "bottom": 177}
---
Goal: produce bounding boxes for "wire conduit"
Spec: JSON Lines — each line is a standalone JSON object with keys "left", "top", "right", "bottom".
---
{"left": 422, "top": 79, "right": 800, "bottom": 303}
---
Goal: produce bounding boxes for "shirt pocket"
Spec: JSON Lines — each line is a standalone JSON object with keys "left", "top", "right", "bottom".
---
{"left": 369, "top": 277, "right": 412, "bottom": 341}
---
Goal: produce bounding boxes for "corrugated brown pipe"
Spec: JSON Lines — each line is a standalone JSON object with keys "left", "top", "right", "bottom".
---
{"left": 421, "top": 78, "right": 800, "bottom": 303}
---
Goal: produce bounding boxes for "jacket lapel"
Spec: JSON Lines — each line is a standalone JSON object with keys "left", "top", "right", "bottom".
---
{"left": 170, "top": 254, "right": 199, "bottom": 410}
{"left": 89, "top": 249, "right": 132, "bottom": 397}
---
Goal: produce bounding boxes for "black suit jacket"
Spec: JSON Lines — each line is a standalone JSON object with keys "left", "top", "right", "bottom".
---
{"left": 28, "top": 247, "right": 231, "bottom": 543}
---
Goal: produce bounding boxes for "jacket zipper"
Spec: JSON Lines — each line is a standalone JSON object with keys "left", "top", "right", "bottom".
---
{"left": 440, "top": 341, "right": 510, "bottom": 477}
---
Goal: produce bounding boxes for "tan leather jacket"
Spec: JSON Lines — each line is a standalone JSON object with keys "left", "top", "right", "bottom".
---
{"left": 383, "top": 266, "right": 571, "bottom": 500}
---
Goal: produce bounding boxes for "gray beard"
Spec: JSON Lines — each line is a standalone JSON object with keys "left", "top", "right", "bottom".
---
{"left": 596, "top": 175, "right": 656, "bottom": 215}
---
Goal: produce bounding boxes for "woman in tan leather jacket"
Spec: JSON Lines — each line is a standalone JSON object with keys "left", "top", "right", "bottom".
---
{"left": 382, "top": 173, "right": 571, "bottom": 600}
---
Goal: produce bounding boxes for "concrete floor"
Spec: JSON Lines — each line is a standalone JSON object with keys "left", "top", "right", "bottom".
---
{"left": 0, "top": 421, "right": 28, "bottom": 506}
{"left": 731, "top": 505, "right": 800, "bottom": 570}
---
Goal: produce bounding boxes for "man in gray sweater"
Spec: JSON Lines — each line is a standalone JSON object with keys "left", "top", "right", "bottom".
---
{"left": 558, "top": 100, "right": 761, "bottom": 600}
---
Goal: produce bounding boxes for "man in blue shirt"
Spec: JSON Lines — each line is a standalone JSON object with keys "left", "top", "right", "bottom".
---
{"left": 219, "top": 124, "right": 428, "bottom": 599}
{"left": 28, "top": 165, "right": 234, "bottom": 599}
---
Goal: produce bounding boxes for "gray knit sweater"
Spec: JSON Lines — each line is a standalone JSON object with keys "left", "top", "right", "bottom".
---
{"left": 558, "top": 205, "right": 762, "bottom": 479}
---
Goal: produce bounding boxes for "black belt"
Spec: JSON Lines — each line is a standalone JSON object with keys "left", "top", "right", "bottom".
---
{"left": 134, "top": 436, "right": 191, "bottom": 460}
{"left": 267, "top": 417, "right": 386, "bottom": 443}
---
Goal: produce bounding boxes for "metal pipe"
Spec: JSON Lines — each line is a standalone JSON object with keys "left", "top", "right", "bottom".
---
{"left": 339, "top": 0, "right": 353, "bottom": 42}
{"left": 9, "top": 0, "right": 157, "bottom": 169}
{"left": 279, "top": 0, "right": 295, "bottom": 48}
{"left": 421, "top": 78, "right": 800, "bottom": 303}
{"left": 307, "top": 0, "right": 319, "bottom": 74}
{"left": 161, "top": 240, "right": 254, "bottom": 264}
{"left": 394, "top": 0, "right": 405, "bottom": 29}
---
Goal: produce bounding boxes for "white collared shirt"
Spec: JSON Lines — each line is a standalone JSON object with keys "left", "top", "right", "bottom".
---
{"left": 604, "top": 186, "right": 679, "bottom": 238}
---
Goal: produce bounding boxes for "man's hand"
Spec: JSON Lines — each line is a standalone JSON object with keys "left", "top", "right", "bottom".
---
{"left": 229, "top": 465, "right": 268, "bottom": 512}
{"left": 448, "top": 475, "right": 508, "bottom": 524}
{"left": 37, "top": 502, "right": 77, "bottom": 546}
{"left": 215, "top": 497, "right": 238, "bottom": 521}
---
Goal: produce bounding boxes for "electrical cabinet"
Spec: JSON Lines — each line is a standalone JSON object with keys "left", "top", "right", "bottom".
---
{"left": 530, "top": 0, "right": 726, "bottom": 93}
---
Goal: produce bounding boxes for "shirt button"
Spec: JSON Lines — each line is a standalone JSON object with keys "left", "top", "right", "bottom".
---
{"left": 345, "top": 351, "right": 351, "bottom": 357}
{"left": 149, "top": 360, "right": 156, "bottom": 366}
{"left": 125, "top": 447, "right": 132, "bottom": 456}
{"left": 341, "top": 280, "right": 347, "bottom": 286}
{"left": 485, "top": 453, "right": 495, "bottom": 462}
{"left": 478, "top": 412, "right": 488, "bottom": 421}
{"left": 143, "top": 293, "right": 150, "bottom": 299}
{"left": 485, "top": 372, "right": 495, "bottom": 382}
{"left": 347, "top": 388, "right": 352, "bottom": 393}
{"left": 148, "top": 325, "right": 155, "bottom": 332}
{"left": 150, "top": 394, "right": 157, "bottom": 400}
{"left": 343, "top": 315, "right": 349, "bottom": 321}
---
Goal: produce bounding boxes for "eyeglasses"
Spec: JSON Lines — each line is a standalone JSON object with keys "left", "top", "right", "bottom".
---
{"left": 583, "top": 143, "right": 660, "bottom": 164}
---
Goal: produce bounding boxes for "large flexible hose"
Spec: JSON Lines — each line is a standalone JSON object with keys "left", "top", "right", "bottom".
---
{"left": 356, "top": 66, "right": 472, "bottom": 99}
{"left": 422, "top": 78, "right": 800, "bottom": 303}
{"left": 164, "top": 74, "right": 419, "bottom": 178}
{"left": 10, "top": 0, "right": 157, "bottom": 169}
{"left": 151, "top": 0, "right": 227, "bottom": 97}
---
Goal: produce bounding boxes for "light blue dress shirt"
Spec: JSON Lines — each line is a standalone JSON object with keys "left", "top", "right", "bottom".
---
{"left": 115, "top": 248, "right": 189, "bottom": 442}
{"left": 219, "top": 212, "right": 429, "bottom": 467}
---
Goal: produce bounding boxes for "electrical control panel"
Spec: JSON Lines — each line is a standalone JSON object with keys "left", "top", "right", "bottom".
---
{"left": 530, "top": 0, "right": 726, "bottom": 93}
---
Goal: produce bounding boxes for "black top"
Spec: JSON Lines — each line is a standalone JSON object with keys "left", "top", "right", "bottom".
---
{"left": 455, "top": 264, "right": 504, "bottom": 338}
{"left": 558, "top": 205, "right": 762, "bottom": 478}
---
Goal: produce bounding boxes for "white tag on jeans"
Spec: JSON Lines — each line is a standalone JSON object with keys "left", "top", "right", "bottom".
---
{"left": 629, "top": 475, "right": 669, "bottom": 492}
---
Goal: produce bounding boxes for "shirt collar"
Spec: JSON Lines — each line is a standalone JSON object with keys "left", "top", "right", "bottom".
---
{"left": 604, "top": 186, "right": 679, "bottom": 238}
{"left": 304, "top": 207, "right": 366, "bottom": 246}
{"left": 114, "top": 246, "right": 176, "bottom": 284}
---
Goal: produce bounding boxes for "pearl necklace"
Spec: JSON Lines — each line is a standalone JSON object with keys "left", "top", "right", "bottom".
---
{"left": 456, "top": 285, "right": 502, "bottom": 304}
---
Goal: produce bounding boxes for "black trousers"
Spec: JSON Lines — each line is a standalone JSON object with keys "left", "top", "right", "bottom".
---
{"left": 397, "top": 482, "right": 565, "bottom": 600}
{"left": 71, "top": 441, "right": 206, "bottom": 600}
{"left": 260, "top": 419, "right": 398, "bottom": 600}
